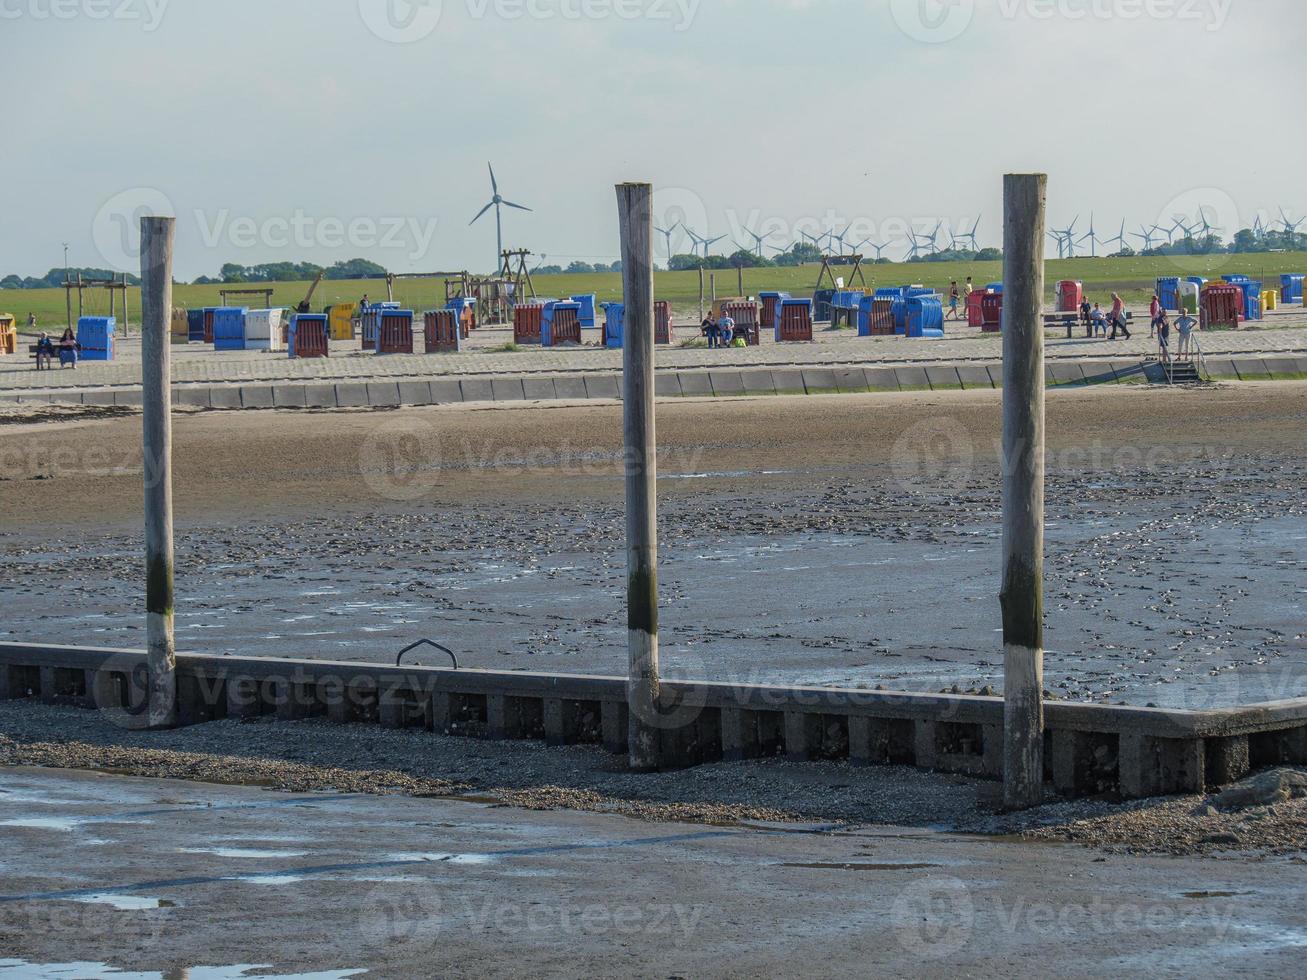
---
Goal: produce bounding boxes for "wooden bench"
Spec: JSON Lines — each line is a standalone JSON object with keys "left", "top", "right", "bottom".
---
{"left": 1046, "top": 311, "right": 1135, "bottom": 338}
{"left": 28, "top": 343, "right": 80, "bottom": 369}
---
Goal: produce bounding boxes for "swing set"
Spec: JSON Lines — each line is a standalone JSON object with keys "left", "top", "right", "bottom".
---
{"left": 63, "top": 273, "right": 132, "bottom": 336}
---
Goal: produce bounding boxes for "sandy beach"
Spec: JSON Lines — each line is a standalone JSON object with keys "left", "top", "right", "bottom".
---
{"left": 1, "top": 383, "right": 1304, "bottom": 709}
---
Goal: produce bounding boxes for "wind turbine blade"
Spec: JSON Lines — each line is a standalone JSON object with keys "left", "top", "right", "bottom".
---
{"left": 502, "top": 201, "right": 533, "bottom": 212}
{"left": 488, "top": 162, "right": 498, "bottom": 195}
{"left": 469, "top": 201, "right": 495, "bottom": 226}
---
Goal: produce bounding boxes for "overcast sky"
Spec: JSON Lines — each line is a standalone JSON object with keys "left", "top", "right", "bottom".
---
{"left": 3, "top": 0, "right": 1303, "bottom": 279}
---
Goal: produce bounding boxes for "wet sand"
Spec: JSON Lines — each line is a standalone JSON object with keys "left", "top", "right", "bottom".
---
{"left": 1, "top": 384, "right": 1305, "bottom": 707}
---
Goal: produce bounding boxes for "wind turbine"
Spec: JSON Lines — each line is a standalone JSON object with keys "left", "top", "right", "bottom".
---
{"left": 1079, "top": 214, "right": 1102, "bottom": 257}
{"left": 1253, "top": 215, "right": 1266, "bottom": 242}
{"left": 1168, "top": 215, "right": 1198, "bottom": 243}
{"left": 1047, "top": 231, "right": 1066, "bottom": 260}
{"left": 957, "top": 215, "right": 981, "bottom": 252}
{"left": 1132, "top": 224, "right": 1162, "bottom": 251}
{"left": 923, "top": 219, "right": 945, "bottom": 254}
{"left": 1195, "top": 208, "right": 1214, "bottom": 237}
{"left": 906, "top": 230, "right": 925, "bottom": 260}
{"left": 654, "top": 222, "right": 680, "bottom": 259}
{"left": 828, "top": 226, "right": 851, "bottom": 256}
{"left": 682, "top": 227, "right": 705, "bottom": 256}
{"left": 799, "top": 230, "right": 823, "bottom": 252}
{"left": 700, "top": 233, "right": 727, "bottom": 257}
{"left": 1105, "top": 220, "right": 1128, "bottom": 254}
{"left": 743, "top": 228, "right": 769, "bottom": 258}
{"left": 1050, "top": 216, "right": 1079, "bottom": 258}
{"left": 866, "top": 241, "right": 890, "bottom": 261}
{"left": 469, "top": 162, "right": 532, "bottom": 272}
{"left": 1281, "top": 208, "right": 1305, "bottom": 249}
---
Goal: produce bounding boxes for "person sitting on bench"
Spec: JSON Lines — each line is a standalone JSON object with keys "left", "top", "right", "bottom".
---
{"left": 718, "top": 313, "right": 735, "bottom": 348}
{"left": 702, "top": 315, "right": 720, "bottom": 349}
{"left": 35, "top": 332, "right": 54, "bottom": 370}
{"left": 58, "top": 326, "right": 79, "bottom": 368}
{"left": 1090, "top": 303, "right": 1108, "bottom": 338}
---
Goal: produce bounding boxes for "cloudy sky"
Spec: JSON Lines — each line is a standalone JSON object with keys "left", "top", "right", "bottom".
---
{"left": 3, "top": 0, "right": 1303, "bottom": 280}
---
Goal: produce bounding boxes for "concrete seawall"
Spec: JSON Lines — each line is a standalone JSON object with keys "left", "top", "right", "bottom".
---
{"left": 4, "top": 642, "right": 1304, "bottom": 800}
{"left": 3, "top": 355, "right": 1306, "bottom": 412}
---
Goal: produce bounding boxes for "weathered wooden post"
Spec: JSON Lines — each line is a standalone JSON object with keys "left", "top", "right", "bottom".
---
{"left": 1001, "top": 173, "right": 1048, "bottom": 810}
{"left": 698, "top": 266, "right": 704, "bottom": 323}
{"left": 736, "top": 263, "right": 744, "bottom": 298}
{"left": 140, "top": 216, "right": 178, "bottom": 729}
{"left": 616, "top": 182, "right": 662, "bottom": 772}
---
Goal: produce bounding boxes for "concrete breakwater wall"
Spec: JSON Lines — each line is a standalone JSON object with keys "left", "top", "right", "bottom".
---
{"left": 3, "top": 643, "right": 1305, "bottom": 801}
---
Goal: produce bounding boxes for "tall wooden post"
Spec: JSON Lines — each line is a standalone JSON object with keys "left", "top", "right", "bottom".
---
{"left": 64, "top": 283, "right": 73, "bottom": 336}
{"left": 140, "top": 216, "right": 178, "bottom": 729}
{"left": 697, "top": 266, "right": 704, "bottom": 323}
{"left": 1001, "top": 173, "right": 1048, "bottom": 810}
{"left": 616, "top": 182, "right": 661, "bottom": 772}
{"left": 737, "top": 264, "right": 744, "bottom": 297}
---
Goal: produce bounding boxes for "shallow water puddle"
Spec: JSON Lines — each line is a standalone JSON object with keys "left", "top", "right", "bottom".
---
{"left": 179, "top": 848, "right": 311, "bottom": 860}
{"left": 0, "top": 962, "right": 365, "bottom": 979}
{"left": 70, "top": 894, "right": 175, "bottom": 911}
{"left": 385, "top": 852, "right": 495, "bottom": 866}
{"left": 780, "top": 862, "right": 943, "bottom": 872}
{"left": 222, "top": 874, "right": 307, "bottom": 886}
{"left": 0, "top": 817, "right": 151, "bottom": 833}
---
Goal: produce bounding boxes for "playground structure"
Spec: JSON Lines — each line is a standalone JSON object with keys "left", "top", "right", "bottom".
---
{"left": 383, "top": 251, "right": 537, "bottom": 330}
{"left": 219, "top": 287, "right": 274, "bottom": 310}
{"left": 63, "top": 274, "right": 131, "bottom": 337}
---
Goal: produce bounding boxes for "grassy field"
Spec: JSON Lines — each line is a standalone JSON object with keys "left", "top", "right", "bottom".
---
{"left": 5, "top": 252, "right": 1305, "bottom": 333}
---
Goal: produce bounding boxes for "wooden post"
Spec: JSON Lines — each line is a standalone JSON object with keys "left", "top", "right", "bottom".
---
{"left": 1000, "top": 173, "right": 1048, "bottom": 810}
{"left": 615, "top": 182, "right": 661, "bottom": 772}
{"left": 697, "top": 266, "right": 704, "bottom": 323}
{"left": 737, "top": 264, "right": 744, "bottom": 297}
{"left": 140, "top": 216, "right": 178, "bottom": 729}
{"left": 710, "top": 273, "right": 717, "bottom": 304}
{"left": 64, "top": 282, "right": 73, "bottom": 336}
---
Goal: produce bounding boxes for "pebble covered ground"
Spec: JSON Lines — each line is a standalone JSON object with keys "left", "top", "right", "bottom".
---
{"left": 1, "top": 701, "right": 1304, "bottom": 860}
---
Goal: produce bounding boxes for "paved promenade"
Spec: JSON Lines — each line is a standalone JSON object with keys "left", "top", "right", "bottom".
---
{"left": 2, "top": 310, "right": 1305, "bottom": 396}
